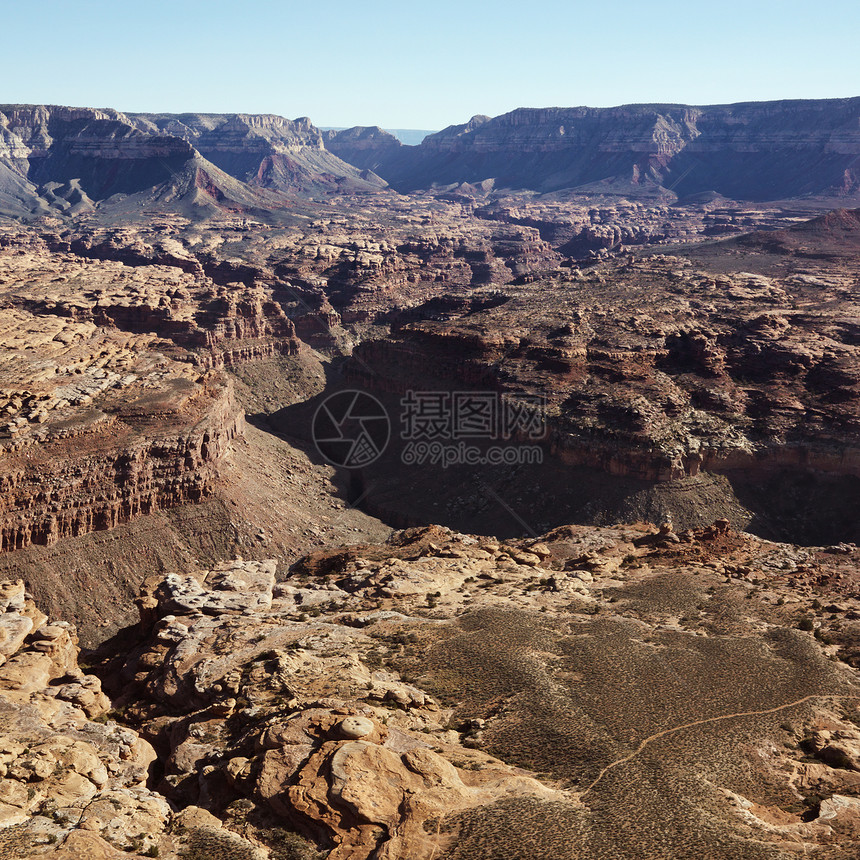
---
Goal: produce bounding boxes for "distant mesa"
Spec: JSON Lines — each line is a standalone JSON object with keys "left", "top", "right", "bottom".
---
{"left": 322, "top": 126, "right": 404, "bottom": 174}
{"left": 0, "top": 105, "right": 387, "bottom": 220}
{"left": 1, "top": 98, "right": 860, "bottom": 222}
{"left": 327, "top": 98, "right": 860, "bottom": 202}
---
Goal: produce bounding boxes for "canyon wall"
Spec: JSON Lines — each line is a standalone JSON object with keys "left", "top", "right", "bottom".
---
{"left": 0, "top": 105, "right": 384, "bottom": 218}
{"left": 0, "top": 225, "right": 316, "bottom": 559}
{"left": 329, "top": 98, "right": 860, "bottom": 199}
{"left": 341, "top": 238, "right": 860, "bottom": 541}
{"left": 0, "top": 372, "right": 243, "bottom": 552}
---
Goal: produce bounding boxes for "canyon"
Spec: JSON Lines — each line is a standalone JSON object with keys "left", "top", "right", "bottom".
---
{"left": 0, "top": 98, "right": 858, "bottom": 857}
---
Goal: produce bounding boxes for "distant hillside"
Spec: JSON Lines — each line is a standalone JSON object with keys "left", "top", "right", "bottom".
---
{"left": 0, "top": 106, "right": 386, "bottom": 219}
{"left": 327, "top": 98, "right": 860, "bottom": 202}
{"left": 4, "top": 99, "right": 860, "bottom": 220}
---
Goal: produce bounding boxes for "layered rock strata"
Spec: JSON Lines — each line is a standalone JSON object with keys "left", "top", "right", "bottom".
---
{"left": 341, "top": 234, "right": 860, "bottom": 541}
{"left": 0, "top": 229, "right": 266, "bottom": 555}
{"left": 0, "top": 105, "right": 384, "bottom": 218}
{"left": 330, "top": 98, "right": 860, "bottom": 199}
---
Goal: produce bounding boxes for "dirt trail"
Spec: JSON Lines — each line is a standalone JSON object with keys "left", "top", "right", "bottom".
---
{"left": 581, "top": 693, "right": 860, "bottom": 798}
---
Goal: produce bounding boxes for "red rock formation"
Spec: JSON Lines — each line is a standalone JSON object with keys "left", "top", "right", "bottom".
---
{"left": 339, "top": 98, "right": 860, "bottom": 200}
{"left": 0, "top": 372, "right": 243, "bottom": 553}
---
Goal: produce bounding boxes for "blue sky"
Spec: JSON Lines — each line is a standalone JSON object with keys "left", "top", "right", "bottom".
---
{"left": 3, "top": 0, "right": 858, "bottom": 129}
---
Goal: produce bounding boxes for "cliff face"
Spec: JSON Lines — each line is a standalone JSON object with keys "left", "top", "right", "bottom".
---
{"left": 0, "top": 105, "right": 385, "bottom": 218}
{"left": 0, "top": 372, "right": 243, "bottom": 552}
{"left": 323, "top": 125, "right": 404, "bottom": 172}
{"left": 134, "top": 112, "right": 388, "bottom": 194}
{"left": 336, "top": 98, "right": 860, "bottom": 199}
{"left": 4, "top": 98, "right": 860, "bottom": 219}
{"left": 0, "top": 105, "right": 196, "bottom": 202}
{"left": 0, "top": 224, "right": 322, "bottom": 560}
{"left": 341, "top": 220, "right": 860, "bottom": 543}
{"left": 348, "top": 254, "right": 860, "bottom": 482}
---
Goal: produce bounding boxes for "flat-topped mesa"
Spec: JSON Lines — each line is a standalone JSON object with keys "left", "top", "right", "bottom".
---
{"left": 422, "top": 106, "right": 707, "bottom": 156}
{"left": 0, "top": 104, "right": 134, "bottom": 134}
{"left": 137, "top": 111, "right": 329, "bottom": 153}
{"left": 1, "top": 104, "right": 195, "bottom": 187}
{"left": 340, "top": 98, "right": 860, "bottom": 198}
{"left": 128, "top": 111, "right": 386, "bottom": 194}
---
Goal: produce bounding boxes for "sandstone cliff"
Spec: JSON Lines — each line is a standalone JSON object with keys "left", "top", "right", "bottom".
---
{"left": 0, "top": 105, "right": 385, "bottom": 219}
{"left": 341, "top": 233, "right": 860, "bottom": 543}
{"left": 133, "top": 112, "right": 388, "bottom": 195}
{"left": 0, "top": 228, "right": 284, "bottom": 558}
{"left": 323, "top": 126, "right": 403, "bottom": 174}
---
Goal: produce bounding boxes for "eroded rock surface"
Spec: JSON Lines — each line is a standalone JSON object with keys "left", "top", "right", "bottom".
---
{"left": 1, "top": 521, "right": 860, "bottom": 857}
{"left": 0, "top": 523, "right": 832, "bottom": 858}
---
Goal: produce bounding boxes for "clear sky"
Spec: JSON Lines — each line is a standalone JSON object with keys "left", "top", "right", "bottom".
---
{"left": 3, "top": 0, "right": 859, "bottom": 130}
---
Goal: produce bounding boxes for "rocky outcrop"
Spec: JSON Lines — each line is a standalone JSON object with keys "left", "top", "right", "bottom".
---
{"left": 135, "top": 112, "right": 388, "bottom": 195}
{"left": 272, "top": 222, "right": 562, "bottom": 322}
{"left": 470, "top": 196, "right": 824, "bottom": 254}
{"left": 104, "top": 549, "right": 574, "bottom": 859}
{"left": 0, "top": 578, "right": 276, "bottom": 859}
{"left": 342, "top": 242, "right": 860, "bottom": 542}
{"left": 0, "top": 578, "right": 160, "bottom": 852}
{"left": 59, "top": 524, "right": 860, "bottom": 857}
{"left": 323, "top": 127, "right": 403, "bottom": 173}
{"left": 0, "top": 228, "right": 266, "bottom": 557}
{"left": 4, "top": 226, "right": 305, "bottom": 365}
{"left": 3, "top": 515, "right": 860, "bottom": 857}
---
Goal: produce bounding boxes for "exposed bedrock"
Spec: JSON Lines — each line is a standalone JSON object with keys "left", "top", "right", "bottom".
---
{"left": 0, "top": 104, "right": 386, "bottom": 217}
{"left": 340, "top": 252, "right": 860, "bottom": 543}
{"left": 0, "top": 227, "right": 320, "bottom": 561}
{"left": 331, "top": 98, "right": 860, "bottom": 200}
{"left": 0, "top": 372, "right": 243, "bottom": 554}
